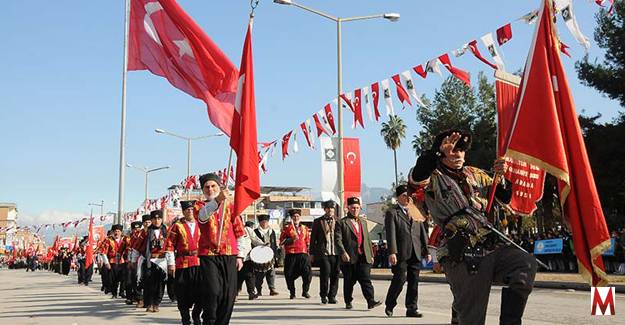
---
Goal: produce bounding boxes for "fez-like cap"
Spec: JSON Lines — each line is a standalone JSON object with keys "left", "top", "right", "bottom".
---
{"left": 245, "top": 221, "right": 255, "bottom": 228}
{"left": 131, "top": 221, "right": 142, "bottom": 229}
{"left": 288, "top": 209, "right": 302, "bottom": 217}
{"left": 111, "top": 224, "right": 123, "bottom": 232}
{"left": 395, "top": 184, "right": 409, "bottom": 197}
{"left": 431, "top": 129, "right": 472, "bottom": 155}
{"left": 257, "top": 214, "right": 270, "bottom": 222}
{"left": 199, "top": 173, "right": 222, "bottom": 188}
{"left": 180, "top": 200, "right": 196, "bottom": 210}
{"left": 346, "top": 197, "right": 361, "bottom": 206}
{"left": 141, "top": 214, "right": 151, "bottom": 222}
{"left": 322, "top": 200, "right": 337, "bottom": 209}
{"left": 150, "top": 210, "right": 163, "bottom": 219}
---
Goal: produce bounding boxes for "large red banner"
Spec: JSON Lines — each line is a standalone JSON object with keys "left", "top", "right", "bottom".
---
{"left": 495, "top": 71, "right": 546, "bottom": 215}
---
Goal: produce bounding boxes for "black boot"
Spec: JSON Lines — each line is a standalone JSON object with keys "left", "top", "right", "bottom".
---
{"left": 180, "top": 309, "right": 191, "bottom": 325}
{"left": 500, "top": 288, "right": 529, "bottom": 325}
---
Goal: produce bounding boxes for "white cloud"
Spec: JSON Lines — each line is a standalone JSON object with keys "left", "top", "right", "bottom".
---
{"left": 18, "top": 210, "right": 88, "bottom": 226}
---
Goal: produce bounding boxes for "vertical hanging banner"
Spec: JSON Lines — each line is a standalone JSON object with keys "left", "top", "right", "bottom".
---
{"left": 342, "top": 138, "right": 361, "bottom": 202}
{"left": 495, "top": 70, "right": 546, "bottom": 215}
{"left": 320, "top": 137, "right": 361, "bottom": 204}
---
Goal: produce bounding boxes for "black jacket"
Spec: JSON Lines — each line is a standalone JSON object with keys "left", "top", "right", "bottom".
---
{"left": 309, "top": 215, "right": 338, "bottom": 256}
{"left": 384, "top": 204, "right": 428, "bottom": 262}
{"left": 334, "top": 215, "right": 373, "bottom": 265}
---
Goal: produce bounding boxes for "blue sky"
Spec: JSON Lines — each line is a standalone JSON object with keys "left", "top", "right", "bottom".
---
{"left": 1, "top": 0, "right": 621, "bottom": 228}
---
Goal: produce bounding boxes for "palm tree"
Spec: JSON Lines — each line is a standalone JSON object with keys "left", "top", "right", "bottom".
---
{"left": 380, "top": 115, "right": 407, "bottom": 186}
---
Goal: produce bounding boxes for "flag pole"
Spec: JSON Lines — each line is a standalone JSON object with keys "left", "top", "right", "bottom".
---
{"left": 216, "top": 148, "right": 234, "bottom": 250}
{"left": 117, "top": 0, "right": 131, "bottom": 226}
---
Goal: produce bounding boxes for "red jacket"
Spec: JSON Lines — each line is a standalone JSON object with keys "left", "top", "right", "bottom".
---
{"left": 194, "top": 200, "right": 245, "bottom": 256}
{"left": 280, "top": 223, "right": 310, "bottom": 254}
{"left": 133, "top": 226, "right": 167, "bottom": 259}
{"left": 164, "top": 220, "right": 201, "bottom": 269}
{"left": 100, "top": 236, "right": 130, "bottom": 264}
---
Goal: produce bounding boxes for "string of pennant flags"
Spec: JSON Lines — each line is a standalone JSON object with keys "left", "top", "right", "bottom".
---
{"left": 254, "top": 0, "right": 597, "bottom": 172}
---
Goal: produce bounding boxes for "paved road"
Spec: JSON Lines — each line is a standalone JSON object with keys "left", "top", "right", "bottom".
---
{"left": 0, "top": 269, "right": 623, "bottom": 324}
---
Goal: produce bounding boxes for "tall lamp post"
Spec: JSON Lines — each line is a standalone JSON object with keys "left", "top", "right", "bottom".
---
{"left": 154, "top": 128, "right": 224, "bottom": 180}
{"left": 126, "top": 163, "right": 170, "bottom": 208}
{"left": 273, "top": 0, "right": 399, "bottom": 217}
{"left": 88, "top": 200, "right": 104, "bottom": 217}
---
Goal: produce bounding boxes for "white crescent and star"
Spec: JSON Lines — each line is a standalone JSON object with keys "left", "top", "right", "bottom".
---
{"left": 144, "top": 1, "right": 195, "bottom": 59}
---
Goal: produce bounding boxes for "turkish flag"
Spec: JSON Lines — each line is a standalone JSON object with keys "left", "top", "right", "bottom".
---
{"left": 496, "top": 23, "right": 513, "bottom": 46}
{"left": 281, "top": 131, "right": 293, "bottom": 160}
{"left": 438, "top": 54, "right": 471, "bottom": 87}
{"left": 352, "top": 89, "right": 365, "bottom": 128}
{"left": 468, "top": 40, "right": 497, "bottom": 70}
{"left": 391, "top": 74, "right": 412, "bottom": 107}
{"left": 85, "top": 217, "right": 95, "bottom": 269}
{"left": 343, "top": 138, "right": 361, "bottom": 202}
{"left": 129, "top": 0, "right": 239, "bottom": 136}
{"left": 506, "top": 0, "right": 610, "bottom": 286}
{"left": 370, "top": 82, "right": 381, "bottom": 121}
{"left": 230, "top": 21, "right": 260, "bottom": 218}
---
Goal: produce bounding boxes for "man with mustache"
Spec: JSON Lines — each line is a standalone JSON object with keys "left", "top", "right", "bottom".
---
{"left": 410, "top": 129, "right": 537, "bottom": 325}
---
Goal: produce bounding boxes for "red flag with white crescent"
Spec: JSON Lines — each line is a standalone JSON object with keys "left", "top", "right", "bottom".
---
{"left": 230, "top": 20, "right": 260, "bottom": 218}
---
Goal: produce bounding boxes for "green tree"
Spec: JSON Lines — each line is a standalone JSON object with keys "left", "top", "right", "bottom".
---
{"left": 381, "top": 115, "right": 407, "bottom": 186}
{"left": 412, "top": 73, "right": 497, "bottom": 170}
{"left": 578, "top": 113, "right": 625, "bottom": 229}
{"left": 575, "top": 3, "right": 625, "bottom": 107}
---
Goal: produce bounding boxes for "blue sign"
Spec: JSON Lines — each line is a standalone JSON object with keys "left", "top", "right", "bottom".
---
{"left": 602, "top": 238, "right": 616, "bottom": 256}
{"left": 5, "top": 245, "right": 14, "bottom": 252}
{"left": 534, "top": 239, "right": 563, "bottom": 255}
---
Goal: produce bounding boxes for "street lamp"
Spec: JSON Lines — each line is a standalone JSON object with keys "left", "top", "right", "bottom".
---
{"left": 126, "top": 163, "right": 170, "bottom": 207}
{"left": 88, "top": 200, "right": 104, "bottom": 217}
{"left": 273, "top": 0, "right": 399, "bottom": 217}
{"left": 154, "top": 128, "right": 224, "bottom": 180}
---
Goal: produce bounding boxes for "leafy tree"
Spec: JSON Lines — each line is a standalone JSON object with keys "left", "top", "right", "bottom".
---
{"left": 576, "top": 2, "right": 625, "bottom": 107}
{"left": 412, "top": 73, "right": 497, "bottom": 170}
{"left": 380, "top": 115, "right": 407, "bottom": 186}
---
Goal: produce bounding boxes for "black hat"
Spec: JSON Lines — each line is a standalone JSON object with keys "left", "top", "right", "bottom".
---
{"left": 245, "top": 221, "right": 255, "bottom": 228}
{"left": 199, "top": 173, "right": 222, "bottom": 188}
{"left": 322, "top": 200, "right": 337, "bottom": 209}
{"left": 82, "top": 235, "right": 89, "bottom": 241}
{"left": 431, "top": 129, "right": 472, "bottom": 155}
{"left": 141, "top": 214, "right": 151, "bottom": 222}
{"left": 180, "top": 200, "right": 196, "bottom": 210}
{"left": 111, "top": 224, "right": 123, "bottom": 232}
{"left": 131, "top": 221, "right": 142, "bottom": 229}
{"left": 395, "top": 185, "right": 409, "bottom": 197}
{"left": 150, "top": 210, "right": 163, "bottom": 219}
{"left": 257, "top": 214, "right": 270, "bottom": 222}
{"left": 288, "top": 209, "right": 301, "bottom": 217}
{"left": 346, "top": 197, "right": 361, "bottom": 206}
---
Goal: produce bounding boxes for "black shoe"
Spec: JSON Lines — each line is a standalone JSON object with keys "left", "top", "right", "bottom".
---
{"left": 321, "top": 297, "right": 328, "bottom": 304}
{"left": 368, "top": 300, "right": 382, "bottom": 309}
{"left": 406, "top": 310, "right": 423, "bottom": 318}
{"left": 385, "top": 308, "right": 393, "bottom": 317}
{"left": 256, "top": 290, "right": 263, "bottom": 296}
{"left": 125, "top": 299, "right": 133, "bottom": 305}
{"left": 302, "top": 292, "right": 311, "bottom": 299}
{"left": 290, "top": 293, "right": 296, "bottom": 299}
{"left": 248, "top": 294, "right": 258, "bottom": 300}
{"left": 345, "top": 302, "right": 353, "bottom": 310}
{"left": 328, "top": 297, "right": 337, "bottom": 304}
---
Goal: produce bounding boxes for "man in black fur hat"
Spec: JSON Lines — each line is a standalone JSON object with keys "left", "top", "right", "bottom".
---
{"left": 310, "top": 200, "right": 340, "bottom": 304}
{"left": 410, "top": 129, "right": 536, "bottom": 325}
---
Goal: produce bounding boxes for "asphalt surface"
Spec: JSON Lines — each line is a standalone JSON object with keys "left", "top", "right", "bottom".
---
{"left": 0, "top": 268, "right": 623, "bottom": 324}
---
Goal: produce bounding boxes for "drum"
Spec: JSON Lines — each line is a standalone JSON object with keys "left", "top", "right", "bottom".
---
{"left": 250, "top": 246, "right": 274, "bottom": 272}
